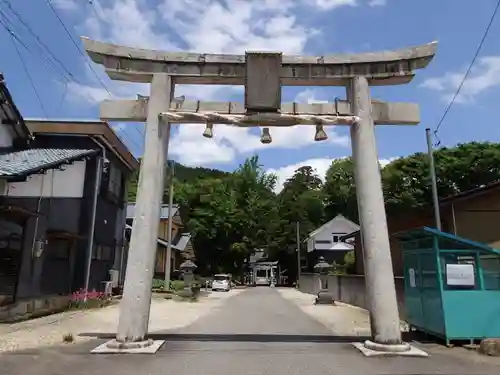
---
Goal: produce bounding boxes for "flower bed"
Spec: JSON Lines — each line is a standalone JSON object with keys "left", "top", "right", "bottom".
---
{"left": 69, "top": 289, "right": 112, "bottom": 309}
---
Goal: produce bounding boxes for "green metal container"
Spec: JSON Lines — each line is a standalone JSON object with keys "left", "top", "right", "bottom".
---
{"left": 396, "top": 227, "right": 500, "bottom": 345}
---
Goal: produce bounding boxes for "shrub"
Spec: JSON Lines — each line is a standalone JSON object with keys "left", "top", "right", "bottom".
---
{"left": 70, "top": 289, "right": 111, "bottom": 309}
{"left": 344, "top": 251, "right": 356, "bottom": 274}
{"left": 152, "top": 279, "right": 165, "bottom": 290}
{"left": 170, "top": 280, "right": 186, "bottom": 291}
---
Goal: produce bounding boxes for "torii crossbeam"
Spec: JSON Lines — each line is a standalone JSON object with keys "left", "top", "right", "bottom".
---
{"left": 81, "top": 36, "right": 437, "bottom": 355}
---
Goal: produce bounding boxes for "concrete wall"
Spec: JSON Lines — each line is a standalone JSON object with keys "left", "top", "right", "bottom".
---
{"left": 3, "top": 161, "right": 86, "bottom": 198}
{"left": 299, "top": 273, "right": 407, "bottom": 319}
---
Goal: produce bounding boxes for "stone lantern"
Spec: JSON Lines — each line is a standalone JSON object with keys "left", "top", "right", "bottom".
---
{"left": 180, "top": 259, "right": 197, "bottom": 287}
{"left": 313, "top": 256, "right": 334, "bottom": 305}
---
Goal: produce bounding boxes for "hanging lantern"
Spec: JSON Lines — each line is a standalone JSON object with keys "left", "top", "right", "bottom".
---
{"left": 314, "top": 124, "right": 328, "bottom": 141}
{"left": 260, "top": 127, "right": 272, "bottom": 144}
{"left": 203, "top": 123, "right": 213, "bottom": 138}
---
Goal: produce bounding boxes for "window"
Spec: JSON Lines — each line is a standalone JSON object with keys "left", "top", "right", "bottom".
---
{"left": 315, "top": 240, "right": 331, "bottom": 244}
{"left": 91, "top": 243, "right": 115, "bottom": 261}
{"left": 108, "top": 164, "right": 122, "bottom": 198}
{"left": 332, "top": 233, "right": 346, "bottom": 243}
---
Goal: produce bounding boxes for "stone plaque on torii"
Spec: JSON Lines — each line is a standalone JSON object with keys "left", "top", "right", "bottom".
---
{"left": 82, "top": 37, "right": 437, "bottom": 355}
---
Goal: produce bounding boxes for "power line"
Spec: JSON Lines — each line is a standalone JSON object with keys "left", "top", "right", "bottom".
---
{"left": 1, "top": 18, "right": 48, "bottom": 117}
{"left": 2, "top": 0, "right": 144, "bottom": 152}
{"left": 87, "top": 0, "right": 101, "bottom": 20}
{"left": 0, "top": 7, "right": 72, "bottom": 84}
{"left": 1, "top": 0, "right": 75, "bottom": 82}
{"left": 45, "top": 0, "right": 145, "bottom": 150}
{"left": 433, "top": 0, "right": 500, "bottom": 144}
{"left": 44, "top": 0, "right": 112, "bottom": 96}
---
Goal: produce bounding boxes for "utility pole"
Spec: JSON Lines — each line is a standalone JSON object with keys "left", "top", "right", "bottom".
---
{"left": 163, "top": 158, "right": 174, "bottom": 291}
{"left": 426, "top": 128, "right": 441, "bottom": 231}
{"left": 296, "top": 221, "right": 300, "bottom": 288}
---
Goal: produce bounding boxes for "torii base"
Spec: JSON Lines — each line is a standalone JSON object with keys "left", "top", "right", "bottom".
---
{"left": 352, "top": 340, "right": 428, "bottom": 357}
{"left": 91, "top": 339, "right": 165, "bottom": 354}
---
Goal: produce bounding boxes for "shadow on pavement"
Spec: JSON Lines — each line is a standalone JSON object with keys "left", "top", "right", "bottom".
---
{"left": 79, "top": 332, "right": 372, "bottom": 343}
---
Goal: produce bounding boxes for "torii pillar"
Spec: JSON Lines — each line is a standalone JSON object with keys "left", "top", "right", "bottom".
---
{"left": 81, "top": 36, "right": 437, "bottom": 355}
{"left": 348, "top": 77, "right": 403, "bottom": 349}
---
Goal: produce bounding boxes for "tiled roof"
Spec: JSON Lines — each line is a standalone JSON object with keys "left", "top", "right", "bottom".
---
{"left": 0, "top": 148, "right": 97, "bottom": 177}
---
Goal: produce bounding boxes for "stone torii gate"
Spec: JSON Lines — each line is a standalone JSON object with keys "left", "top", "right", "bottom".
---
{"left": 82, "top": 37, "right": 437, "bottom": 355}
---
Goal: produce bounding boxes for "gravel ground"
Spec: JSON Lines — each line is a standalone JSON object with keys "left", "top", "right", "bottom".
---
{"left": 277, "top": 287, "right": 500, "bottom": 368}
{"left": 0, "top": 289, "right": 242, "bottom": 353}
{"left": 276, "top": 287, "right": 372, "bottom": 336}
{"left": 1, "top": 287, "right": 499, "bottom": 375}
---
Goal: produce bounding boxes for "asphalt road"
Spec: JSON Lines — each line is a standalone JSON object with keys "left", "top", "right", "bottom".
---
{"left": 1, "top": 287, "right": 499, "bottom": 375}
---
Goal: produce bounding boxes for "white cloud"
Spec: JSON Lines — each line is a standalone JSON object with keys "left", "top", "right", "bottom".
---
{"left": 311, "top": 0, "right": 357, "bottom": 10}
{"left": 169, "top": 123, "right": 348, "bottom": 167}
{"left": 368, "top": 0, "right": 386, "bottom": 6}
{"left": 62, "top": 0, "right": 392, "bottom": 164}
{"left": 52, "top": 0, "right": 78, "bottom": 11}
{"left": 420, "top": 56, "right": 500, "bottom": 104}
{"left": 269, "top": 156, "right": 396, "bottom": 192}
{"left": 267, "top": 157, "right": 335, "bottom": 192}
{"left": 66, "top": 80, "right": 114, "bottom": 105}
{"left": 295, "top": 89, "right": 320, "bottom": 103}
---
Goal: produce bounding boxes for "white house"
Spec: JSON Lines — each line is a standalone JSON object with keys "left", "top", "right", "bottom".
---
{"left": 305, "top": 215, "right": 360, "bottom": 261}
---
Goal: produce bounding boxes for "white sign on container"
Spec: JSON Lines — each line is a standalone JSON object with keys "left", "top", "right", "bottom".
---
{"left": 446, "top": 264, "right": 475, "bottom": 286}
{"left": 408, "top": 268, "right": 416, "bottom": 288}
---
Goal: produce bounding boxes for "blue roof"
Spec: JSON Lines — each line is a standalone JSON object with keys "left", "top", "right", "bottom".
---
{"left": 0, "top": 148, "right": 97, "bottom": 177}
{"left": 394, "top": 226, "right": 500, "bottom": 255}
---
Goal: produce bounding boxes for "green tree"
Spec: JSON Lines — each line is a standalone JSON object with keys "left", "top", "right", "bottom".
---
{"left": 267, "top": 165, "right": 326, "bottom": 279}
{"left": 229, "top": 156, "right": 279, "bottom": 272}
{"left": 322, "top": 157, "right": 358, "bottom": 221}
{"left": 382, "top": 142, "right": 500, "bottom": 213}
{"left": 175, "top": 155, "right": 279, "bottom": 276}
{"left": 322, "top": 142, "right": 500, "bottom": 218}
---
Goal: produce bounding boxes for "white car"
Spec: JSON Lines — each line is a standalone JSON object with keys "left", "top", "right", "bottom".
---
{"left": 212, "top": 274, "right": 231, "bottom": 292}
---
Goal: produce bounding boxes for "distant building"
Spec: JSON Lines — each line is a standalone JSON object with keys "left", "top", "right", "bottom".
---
{"left": 342, "top": 182, "right": 500, "bottom": 276}
{"left": 125, "top": 203, "right": 194, "bottom": 278}
{"left": 0, "top": 74, "right": 139, "bottom": 318}
{"left": 304, "top": 215, "right": 360, "bottom": 268}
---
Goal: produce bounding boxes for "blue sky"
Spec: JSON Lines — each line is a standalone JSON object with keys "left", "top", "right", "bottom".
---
{"left": 1, "top": 0, "right": 500, "bottom": 189}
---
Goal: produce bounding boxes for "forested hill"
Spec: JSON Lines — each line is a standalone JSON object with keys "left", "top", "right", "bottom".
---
{"left": 173, "top": 162, "right": 229, "bottom": 183}
{"left": 127, "top": 161, "right": 229, "bottom": 202}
